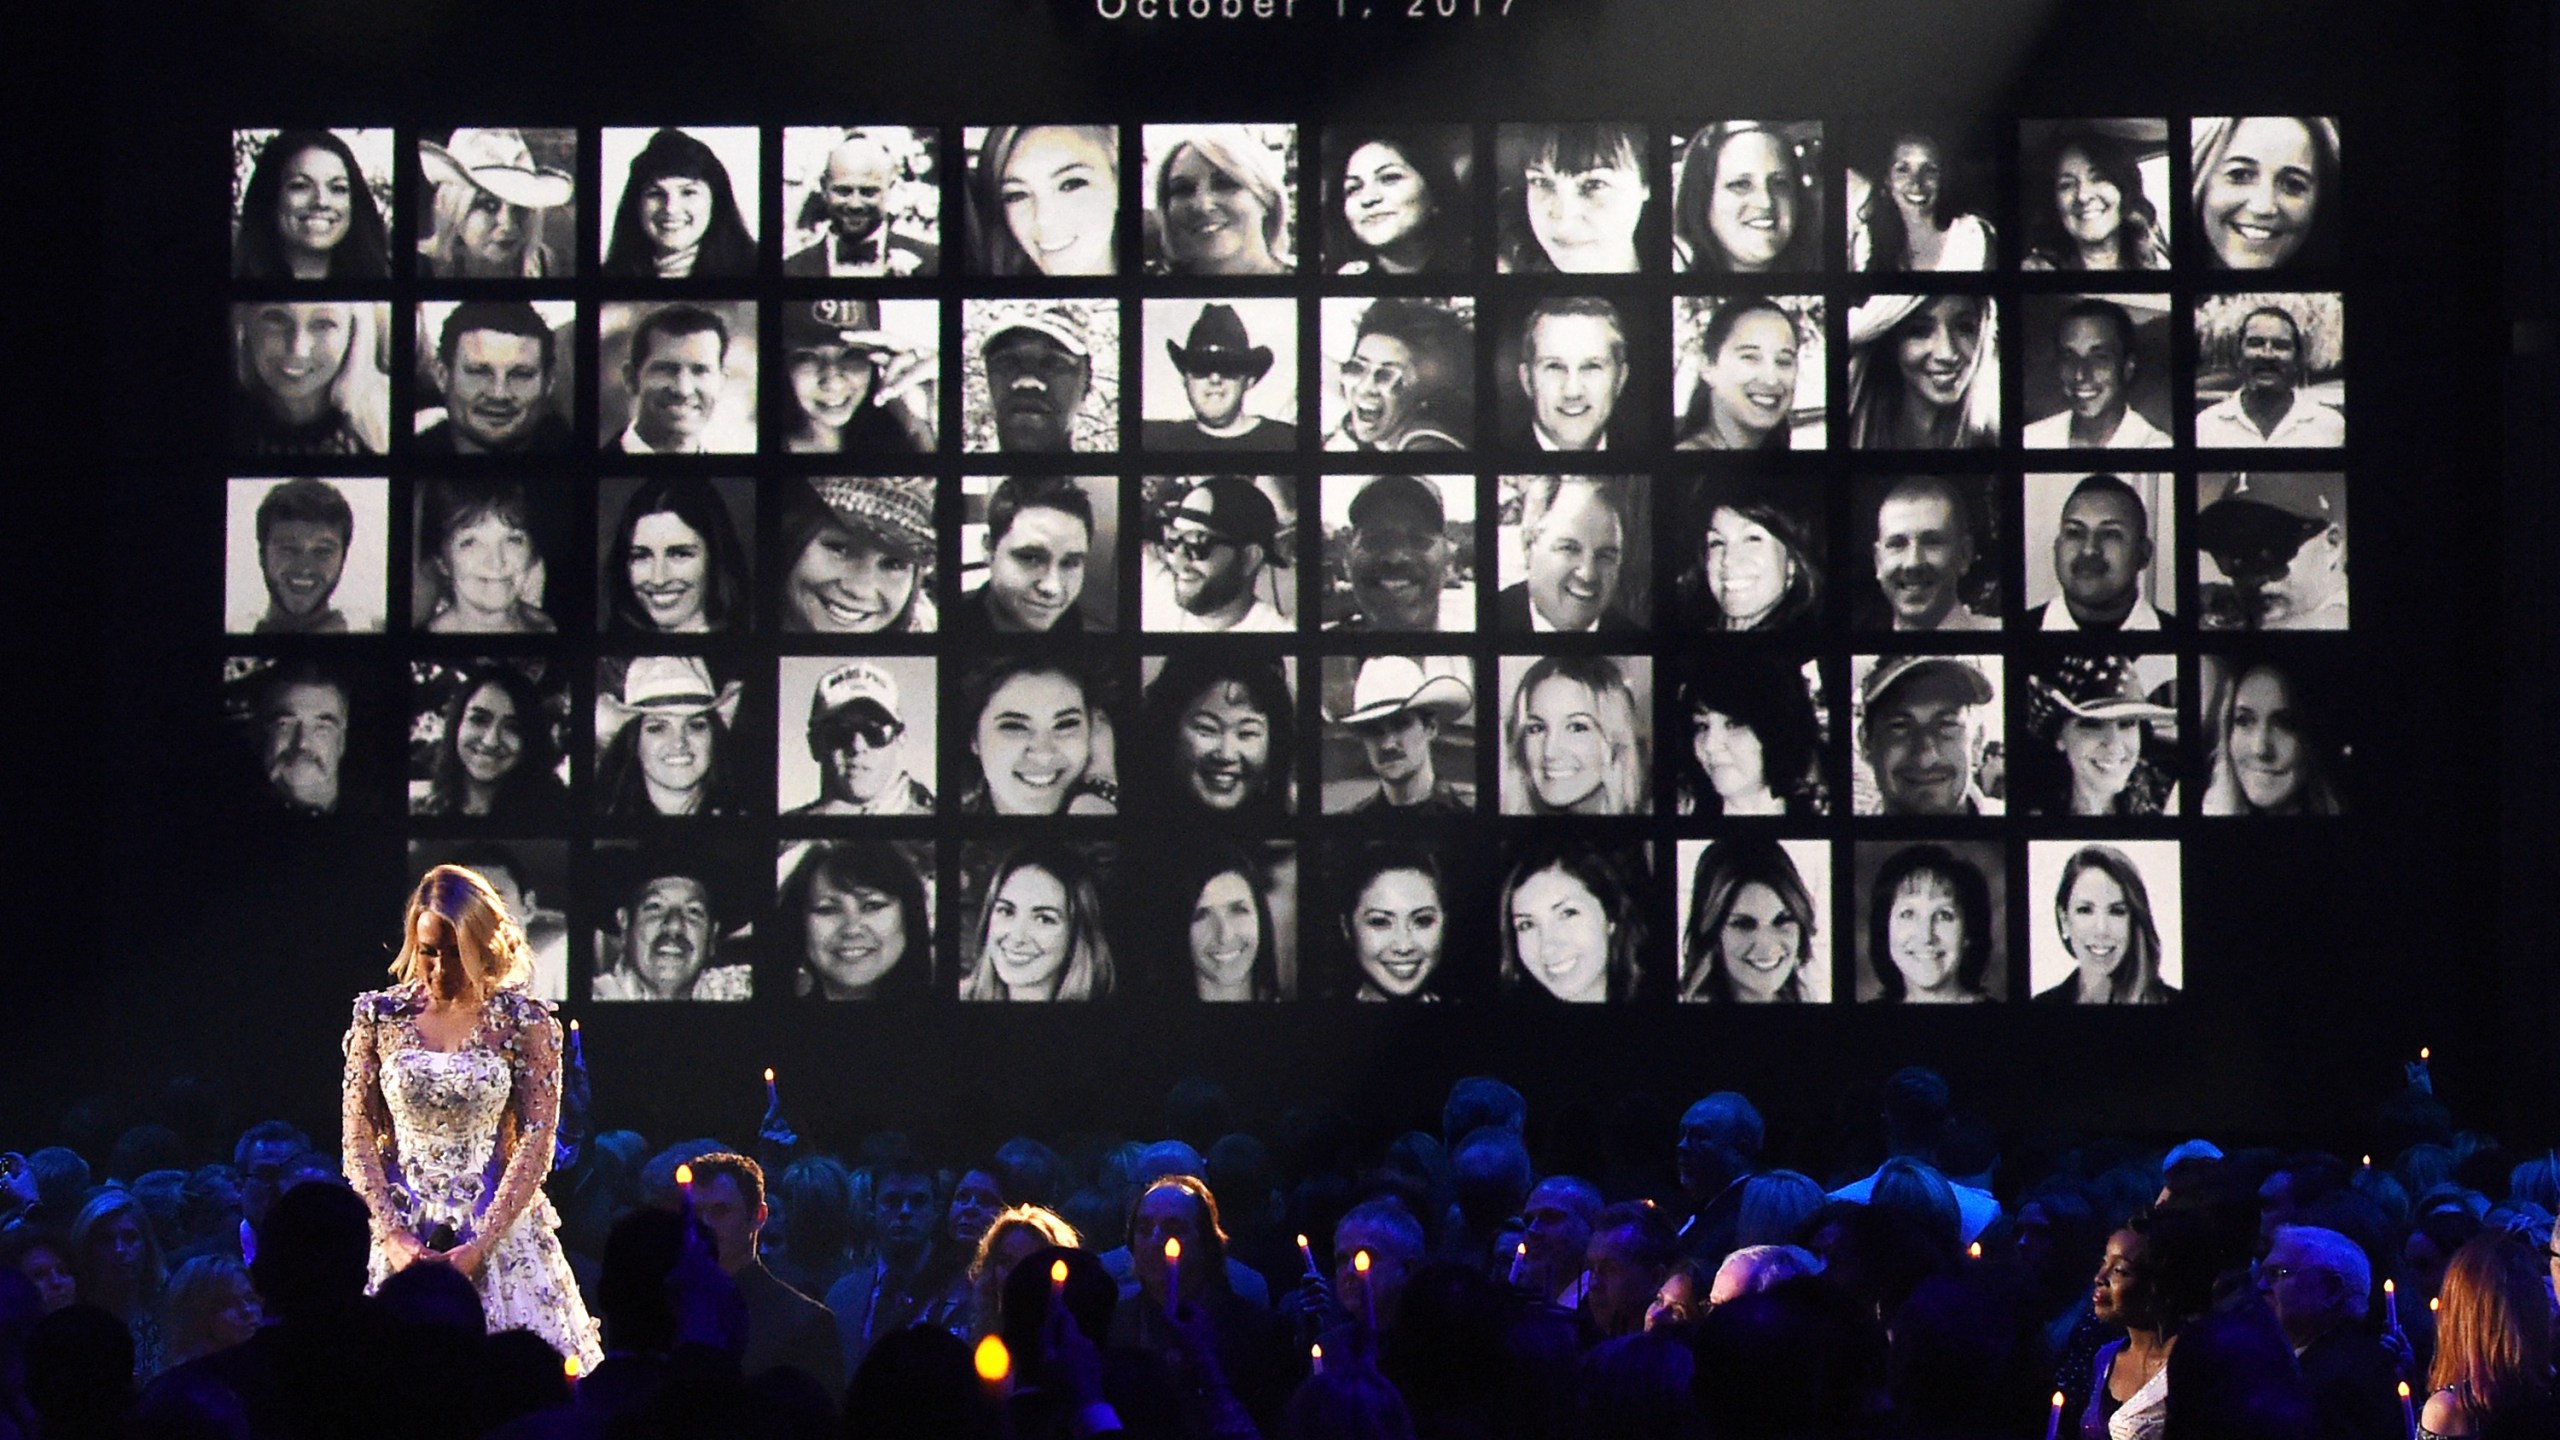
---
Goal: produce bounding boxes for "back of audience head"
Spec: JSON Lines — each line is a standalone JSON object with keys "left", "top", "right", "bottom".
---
{"left": 1443, "top": 1076, "right": 1527, "bottom": 1148}
{"left": 1451, "top": 1126, "right": 1535, "bottom": 1232}
{"left": 1886, "top": 1271, "right": 2016, "bottom": 1434}
{"left": 1868, "top": 1156, "right": 1964, "bottom": 1254}
{"left": 844, "top": 1324, "right": 1003, "bottom": 1440}
{"left": 1708, "top": 1244, "right": 1823, "bottom": 1305}
{"left": 1286, "top": 1361, "right": 1419, "bottom": 1440}
{"left": 998, "top": 1243, "right": 1116, "bottom": 1362}
{"left": 2426, "top": 1232, "right": 2556, "bottom": 1424}
{"left": 248, "top": 1178, "right": 372, "bottom": 1318}
{"left": 1689, "top": 1278, "right": 1887, "bottom": 1440}
{"left": 1733, "top": 1170, "right": 1826, "bottom": 1249}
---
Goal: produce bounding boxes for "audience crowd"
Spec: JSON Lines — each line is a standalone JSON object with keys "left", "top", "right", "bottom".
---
{"left": 2, "top": 1060, "right": 2555, "bottom": 1439}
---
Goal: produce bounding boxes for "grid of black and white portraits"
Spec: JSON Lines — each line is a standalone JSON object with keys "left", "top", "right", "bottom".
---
{"left": 218, "top": 116, "right": 2350, "bottom": 1010}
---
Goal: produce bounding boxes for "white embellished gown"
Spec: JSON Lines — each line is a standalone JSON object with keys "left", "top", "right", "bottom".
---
{"left": 342, "top": 985, "right": 602, "bottom": 1368}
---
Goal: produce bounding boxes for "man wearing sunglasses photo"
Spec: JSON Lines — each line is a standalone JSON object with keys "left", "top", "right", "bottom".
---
{"left": 788, "top": 661, "right": 936, "bottom": 816}
{"left": 1143, "top": 302, "right": 1298, "bottom": 452}
{"left": 1146, "top": 475, "right": 1290, "bottom": 633}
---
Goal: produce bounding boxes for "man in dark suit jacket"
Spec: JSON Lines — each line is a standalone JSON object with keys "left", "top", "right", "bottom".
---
{"left": 2260, "top": 1224, "right": 2407, "bottom": 1440}
{"left": 1496, "top": 476, "right": 1642, "bottom": 632}
{"left": 688, "top": 1151, "right": 845, "bottom": 1394}
{"left": 1504, "top": 296, "right": 1630, "bottom": 452}
{"left": 783, "top": 134, "right": 940, "bottom": 277}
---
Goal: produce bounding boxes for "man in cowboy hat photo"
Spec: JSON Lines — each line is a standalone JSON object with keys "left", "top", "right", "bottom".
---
{"left": 1142, "top": 300, "right": 1298, "bottom": 452}
{"left": 1324, "top": 656, "right": 1478, "bottom": 814}
{"left": 778, "top": 299, "right": 938, "bottom": 453}
{"left": 971, "top": 301, "right": 1106, "bottom": 454}
{"left": 415, "top": 300, "right": 573, "bottom": 455}
{"left": 786, "top": 660, "right": 937, "bottom": 816}
{"left": 1145, "top": 476, "right": 1290, "bottom": 633}
{"left": 595, "top": 655, "right": 747, "bottom": 818}
{"left": 2196, "top": 471, "right": 2347, "bottom": 631}
{"left": 1505, "top": 296, "right": 1631, "bottom": 452}
{"left": 785, "top": 131, "right": 939, "bottom": 278}
{"left": 417, "top": 127, "right": 575, "bottom": 279}
{"left": 592, "top": 843, "right": 754, "bottom": 1002}
{"left": 1855, "top": 655, "right": 2001, "bottom": 817}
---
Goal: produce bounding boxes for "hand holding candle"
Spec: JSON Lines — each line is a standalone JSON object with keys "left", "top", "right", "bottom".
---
{"left": 2384, "top": 1277, "right": 2400, "bottom": 1333}
{"left": 1297, "top": 1232, "right": 1319, "bottom": 1276}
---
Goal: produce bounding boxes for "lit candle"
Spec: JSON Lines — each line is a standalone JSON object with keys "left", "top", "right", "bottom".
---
{"left": 2419, "top": 1047, "right": 2431, "bottom": 1062}
{"left": 564, "top": 1353, "right": 582, "bottom": 1397}
{"left": 1163, "top": 1237, "right": 1183, "bottom": 1317}
{"left": 2045, "top": 1390, "right": 2065, "bottom": 1440}
{"left": 763, "top": 1067, "right": 778, "bottom": 1107}
{"left": 1310, "top": 1342, "right": 1324, "bottom": 1375}
{"left": 1050, "top": 1257, "right": 1069, "bottom": 1310}
{"left": 2399, "top": 1381, "right": 2415, "bottom": 1437}
{"left": 2384, "top": 1278, "right": 2399, "bottom": 1331}
{"left": 1967, "top": 1241, "right": 1982, "bottom": 1260}
{"left": 975, "top": 1334, "right": 1012, "bottom": 1403}
{"left": 675, "top": 1162, "right": 694, "bottom": 1222}
{"left": 1297, "top": 1232, "right": 1319, "bottom": 1276}
{"left": 1354, "top": 1249, "right": 1376, "bottom": 1333}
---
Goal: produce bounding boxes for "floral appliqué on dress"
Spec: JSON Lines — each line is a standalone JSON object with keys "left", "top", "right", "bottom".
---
{"left": 342, "top": 985, "right": 601, "bottom": 1369}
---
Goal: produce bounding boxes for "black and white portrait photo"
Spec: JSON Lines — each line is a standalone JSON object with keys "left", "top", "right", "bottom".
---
{"left": 222, "top": 656, "right": 379, "bottom": 819}
{"left": 590, "top": 841, "right": 755, "bottom": 1002}
{"left": 405, "top": 658, "right": 574, "bottom": 825}
{"left": 597, "top": 476, "right": 754, "bottom": 637}
{"left": 1851, "top": 654, "right": 2006, "bottom": 817}
{"left": 962, "top": 125, "right": 1124, "bottom": 277}
{"left": 231, "top": 127, "right": 394, "bottom": 281}
{"left": 1139, "top": 476, "right": 1297, "bottom": 634}
{"left": 1853, "top": 841, "right": 2007, "bottom": 1004}
{"left": 1676, "top": 838, "right": 1831, "bottom": 1004}
{"left": 2196, "top": 472, "right": 2349, "bottom": 631}
{"left": 2194, "top": 295, "right": 2345, "bottom": 448}
{"left": 1140, "top": 299, "right": 1300, "bottom": 452}
{"left": 776, "top": 298, "right": 940, "bottom": 454}
{"left": 230, "top": 302, "right": 391, "bottom": 456}
{"left": 1494, "top": 296, "right": 1646, "bottom": 453}
{"left": 2016, "top": 655, "right": 2179, "bottom": 817}
{"left": 224, "top": 476, "right": 388, "bottom": 635}
{"left": 1666, "top": 655, "right": 1831, "bottom": 817}
{"left": 778, "top": 657, "right": 938, "bottom": 818}
{"left": 1497, "top": 839, "right": 1656, "bottom": 1004}
{"left": 1673, "top": 296, "right": 1826, "bottom": 451}
{"left": 1845, "top": 294, "right": 2000, "bottom": 450}
{"left": 1319, "top": 656, "right": 1478, "bottom": 816}
{"left": 1319, "top": 475, "right": 1475, "bottom": 632}
{"left": 593, "top": 656, "right": 753, "bottom": 820}
{"left": 961, "top": 300, "right": 1119, "bottom": 455}
{"left": 1321, "top": 296, "right": 1475, "bottom": 453}
{"left": 1140, "top": 124, "right": 1298, "bottom": 276}
{"left": 1670, "top": 121, "right": 1823, "bottom": 274}
{"left": 2026, "top": 840, "right": 2182, "bottom": 1003}
{"left": 1843, "top": 120, "right": 1996, "bottom": 273}
{"left": 957, "top": 841, "right": 1120, "bottom": 1001}
{"left": 1498, "top": 654, "right": 1654, "bottom": 817}
{"left": 775, "top": 477, "right": 938, "bottom": 636}
{"left": 2018, "top": 120, "right": 2171, "bottom": 272}
{"left": 956, "top": 476, "right": 1120, "bottom": 635}
{"left": 953, "top": 657, "right": 1126, "bottom": 817}
{"left": 2019, "top": 294, "right": 2173, "bottom": 451}
{"left": 1321, "top": 124, "right": 1473, "bottom": 276}
{"left": 598, "top": 301, "right": 758, "bottom": 455}
{"left": 2022, "top": 472, "right": 2175, "bottom": 632}
{"left": 408, "top": 840, "right": 571, "bottom": 1002}
{"left": 776, "top": 840, "right": 939, "bottom": 1000}
{"left": 780, "top": 126, "right": 942, "bottom": 277}
{"left": 415, "top": 127, "right": 578, "bottom": 279}
{"left": 1133, "top": 654, "right": 1297, "bottom": 822}
{"left": 1495, "top": 123, "right": 1653, "bottom": 275}
{"left": 1494, "top": 476, "right": 1648, "bottom": 634}
{"left": 2199, "top": 653, "right": 2346, "bottom": 815}
{"left": 1852, "top": 474, "right": 2002, "bottom": 632}
{"left": 1154, "top": 841, "right": 1301, "bottom": 1004}
{"left": 411, "top": 300, "right": 577, "bottom": 455}
{"left": 1319, "top": 839, "right": 1487, "bottom": 1003}
{"left": 1668, "top": 476, "right": 1826, "bottom": 634}
{"left": 412, "top": 478, "right": 567, "bottom": 635}
{"left": 2191, "top": 117, "right": 2340, "bottom": 271}
{"left": 597, "top": 126, "right": 759, "bottom": 280}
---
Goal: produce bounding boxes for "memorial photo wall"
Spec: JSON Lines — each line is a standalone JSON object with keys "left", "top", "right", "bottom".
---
{"left": 215, "top": 114, "right": 2352, "bottom": 1012}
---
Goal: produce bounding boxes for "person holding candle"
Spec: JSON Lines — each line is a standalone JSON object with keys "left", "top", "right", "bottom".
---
{"left": 962, "top": 1204, "right": 1080, "bottom": 1341}
{"left": 1302, "top": 1199, "right": 1425, "bottom": 1361}
{"left": 1110, "top": 1175, "right": 1296, "bottom": 1432}
{"left": 2257, "top": 1224, "right": 2406, "bottom": 1440}
{"left": 679, "top": 1150, "right": 844, "bottom": 1393}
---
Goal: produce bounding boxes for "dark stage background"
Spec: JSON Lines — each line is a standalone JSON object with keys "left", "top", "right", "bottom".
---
{"left": 15, "top": 0, "right": 2552, "bottom": 1180}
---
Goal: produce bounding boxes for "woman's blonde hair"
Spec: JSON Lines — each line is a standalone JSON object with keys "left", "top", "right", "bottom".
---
{"left": 1504, "top": 655, "right": 1650, "bottom": 816}
{"left": 232, "top": 301, "right": 392, "bottom": 454}
{"left": 967, "top": 1204, "right": 1082, "bottom": 1285}
{"left": 390, "top": 863, "right": 532, "bottom": 1000}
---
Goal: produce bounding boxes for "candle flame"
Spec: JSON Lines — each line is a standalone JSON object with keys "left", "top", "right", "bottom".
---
{"left": 1297, "top": 1233, "right": 1310, "bottom": 1249}
{"left": 2399, "top": 1381, "right": 2412, "bottom": 1399}
{"left": 568, "top": 1019, "right": 579, "bottom": 1031}
{"left": 1967, "top": 1241, "right": 1982, "bottom": 1259}
{"left": 1517, "top": 1242, "right": 1528, "bottom": 1257}
{"left": 1051, "top": 1258, "right": 1069, "bottom": 1284}
{"left": 565, "top": 1355, "right": 582, "bottom": 1379}
{"left": 2420, "top": 1047, "right": 2431, "bottom": 1061}
{"left": 1164, "top": 1237, "right": 1182, "bottom": 1261}
{"left": 2431, "top": 1297, "right": 2440, "bottom": 1312}
{"left": 1354, "top": 1249, "right": 1372, "bottom": 1274}
{"left": 763, "top": 1067, "right": 775, "bottom": 1083}
{"left": 2051, "top": 1392, "right": 2065, "bottom": 1408}
{"left": 675, "top": 1163, "right": 693, "bottom": 1186}
{"left": 975, "top": 1335, "right": 1011, "bottom": 1383}
{"left": 2384, "top": 1278, "right": 2395, "bottom": 1294}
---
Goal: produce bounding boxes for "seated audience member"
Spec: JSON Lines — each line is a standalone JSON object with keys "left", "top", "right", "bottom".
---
{"left": 1581, "top": 1202, "right": 1678, "bottom": 1341}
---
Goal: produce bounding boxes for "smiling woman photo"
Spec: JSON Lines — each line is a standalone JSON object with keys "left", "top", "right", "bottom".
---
{"left": 1324, "top": 125, "right": 1471, "bottom": 275}
{"left": 1501, "top": 840, "right": 1650, "bottom": 1004}
{"left": 959, "top": 843, "right": 1116, "bottom": 1002}
{"left": 1145, "top": 125, "right": 1294, "bottom": 276}
{"left": 777, "top": 840, "right": 934, "bottom": 1001}
{"left": 2034, "top": 845, "right": 2175, "bottom": 1004}
{"left": 1680, "top": 839, "right": 1823, "bottom": 1004}
{"left": 2190, "top": 116, "right": 2339, "bottom": 271}
{"left": 601, "top": 128, "right": 757, "bottom": 279}
{"left": 956, "top": 657, "right": 1118, "bottom": 817}
{"left": 1172, "top": 845, "right": 1283, "bottom": 1003}
{"left": 603, "top": 477, "right": 749, "bottom": 636}
{"left": 1862, "top": 844, "right": 1996, "bottom": 1004}
{"left": 1502, "top": 654, "right": 1651, "bottom": 816}
{"left": 412, "top": 662, "right": 569, "bottom": 825}
{"left": 1335, "top": 842, "right": 1454, "bottom": 1003}
{"left": 233, "top": 129, "right": 391, "bottom": 280}
{"left": 1674, "top": 122, "right": 1820, "bottom": 274}
{"left": 1846, "top": 293, "right": 2000, "bottom": 451}
{"left": 969, "top": 125, "right": 1122, "bottom": 276}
